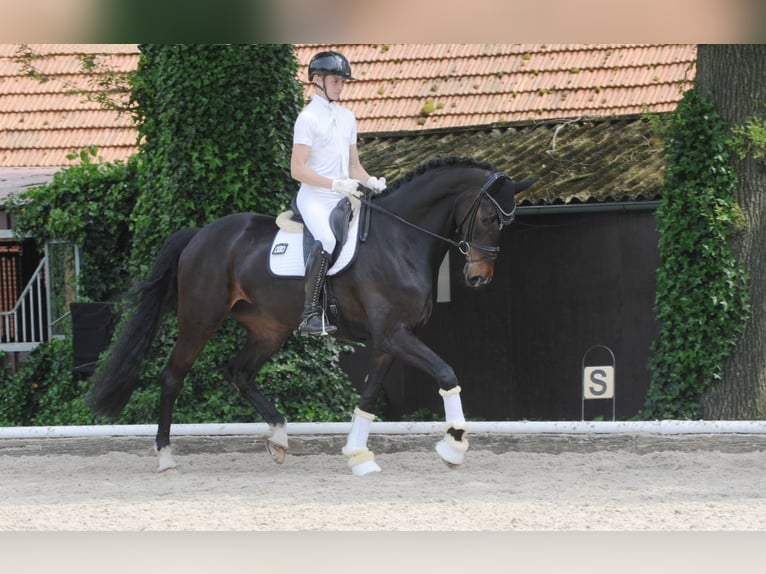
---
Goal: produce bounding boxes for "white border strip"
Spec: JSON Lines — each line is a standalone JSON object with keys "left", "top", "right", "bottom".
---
{"left": 1, "top": 420, "right": 766, "bottom": 439}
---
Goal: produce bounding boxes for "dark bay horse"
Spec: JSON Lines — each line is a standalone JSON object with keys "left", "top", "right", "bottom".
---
{"left": 88, "top": 156, "right": 535, "bottom": 475}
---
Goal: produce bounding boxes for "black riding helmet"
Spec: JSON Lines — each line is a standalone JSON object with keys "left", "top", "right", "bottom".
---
{"left": 308, "top": 51, "right": 356, "bottom": 81}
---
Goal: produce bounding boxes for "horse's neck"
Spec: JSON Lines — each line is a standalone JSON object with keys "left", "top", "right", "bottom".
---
{"left": 375, "top": 172, "right": 474, "bottom": 266}
{"left": 382, "top": 172, "right": 473, "bottom": 223}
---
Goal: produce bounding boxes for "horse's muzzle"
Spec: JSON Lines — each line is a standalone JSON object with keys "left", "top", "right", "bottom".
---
{"left": 464, "top": 261, "right": 494, "bottom": 288}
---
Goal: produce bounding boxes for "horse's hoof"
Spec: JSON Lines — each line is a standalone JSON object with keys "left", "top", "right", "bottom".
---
{"left": 351, "top": 459, "right": 382, "bottom": 476}
{"left": 435, "top": 437, "right": 467, "bottom": 467}
{"left": 158, "top": 466, "right": 178, "bottom": 474}
{"left": 342, "top": 447, "right": 382, "bottom": 476}
{"left": 157, "top": 447, "right": 177, "bottom": 473}
{"left": 442, "top": 460, "right": 461, "bottom": 470}
{"left": 266, "top": 440, "right": 287, "bottom": 464}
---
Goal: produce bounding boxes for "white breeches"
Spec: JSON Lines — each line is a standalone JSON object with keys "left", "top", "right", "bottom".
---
{"left": 296, "top": 187, "right": 341, "bottom": 254}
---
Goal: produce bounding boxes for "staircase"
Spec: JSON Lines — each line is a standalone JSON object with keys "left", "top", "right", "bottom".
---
{"left": 0, "top": 256, "right": 47, "bottom": 352}
{"left": 0, "top": 237, "right": 79, "bottom": 354}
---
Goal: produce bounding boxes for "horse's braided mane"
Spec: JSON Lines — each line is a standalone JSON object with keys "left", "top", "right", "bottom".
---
{"left": 378, "top": 156, "right": 497, "bottom": 197}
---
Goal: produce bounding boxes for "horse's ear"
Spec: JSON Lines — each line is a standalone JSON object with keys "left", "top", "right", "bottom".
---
{"left": 513, "top": 178, "right": 538, "bottom": 195}
{"left": 491, "top": 176, "right": 537, "bottom": 213}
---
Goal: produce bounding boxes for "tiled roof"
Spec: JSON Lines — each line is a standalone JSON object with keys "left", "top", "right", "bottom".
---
{"left": 298, "top": 44, "right": 696, "bottom": 132}
{"left": 0, "top": 44, "right": 695, "bottom": 196}
{"left": 0, "top": 44, "right": 138, "bottom": 167}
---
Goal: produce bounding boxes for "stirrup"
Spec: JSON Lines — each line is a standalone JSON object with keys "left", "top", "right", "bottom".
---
{"left": 299, "top": 311, "right": 337, "bottom": 336}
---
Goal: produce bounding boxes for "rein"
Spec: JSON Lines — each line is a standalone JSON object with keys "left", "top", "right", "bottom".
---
{"left": 359, "top": 172, "right": 515, "bottom": 260}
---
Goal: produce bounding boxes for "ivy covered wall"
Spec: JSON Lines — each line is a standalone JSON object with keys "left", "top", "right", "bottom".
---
{"left": 642, "top": 88, "right": 750, "bottom": 419}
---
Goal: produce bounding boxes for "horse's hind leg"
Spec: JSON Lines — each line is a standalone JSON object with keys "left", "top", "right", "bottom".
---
{"left": 225, "top": 329, "right": 291, "bottom": 464}
{"left": 155, "top": 323, "right": 221, "bottom": 472}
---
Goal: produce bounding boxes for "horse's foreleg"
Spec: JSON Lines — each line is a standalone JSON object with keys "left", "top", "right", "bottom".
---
{"left": 435, "top": 386, "right": 469, "bottom": 467}
{"left": 385, "top": 325, "right": 469, "bottom": 468}
{"left": 342, "top": 351, "right": 393, "bottom": 476}
{"left": 343, "top": 407, "right": 381, "bottom": 476}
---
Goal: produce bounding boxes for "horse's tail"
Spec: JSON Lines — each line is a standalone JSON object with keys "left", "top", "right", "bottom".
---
{"left": 88, "top": 227, "right": 200, "bottom": 420}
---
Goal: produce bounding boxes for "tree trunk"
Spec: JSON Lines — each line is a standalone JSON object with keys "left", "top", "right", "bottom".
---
{"left": 697, "top": 45, "right": 766, "bottom": 418}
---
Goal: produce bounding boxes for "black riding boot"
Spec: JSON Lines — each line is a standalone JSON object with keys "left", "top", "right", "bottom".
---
{"left": 299, "top": 241, "right": 337, "bottom": 336}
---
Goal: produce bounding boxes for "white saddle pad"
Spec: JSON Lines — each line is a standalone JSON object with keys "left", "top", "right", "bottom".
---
{"left": 268, "top": 212, "right": 361, "bottom": 277}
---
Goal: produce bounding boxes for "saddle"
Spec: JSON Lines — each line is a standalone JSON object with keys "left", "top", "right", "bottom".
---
{"left": 292, "top": 195, "right": 354, "bottom": 264}
{"left": 269, "top": 195, "right": 368, "bottom": 278}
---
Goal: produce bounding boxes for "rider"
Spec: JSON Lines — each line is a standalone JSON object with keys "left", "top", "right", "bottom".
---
{"left": 290, "top": 50, "right": 386, "bottom": 336}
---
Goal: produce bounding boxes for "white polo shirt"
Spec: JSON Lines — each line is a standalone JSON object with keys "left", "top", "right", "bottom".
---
{"left": 293, "top": 94, "right": 357, "bottom": 190}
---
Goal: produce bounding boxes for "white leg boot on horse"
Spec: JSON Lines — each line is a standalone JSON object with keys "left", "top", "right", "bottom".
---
{"left": 435, "top": 386, "right": 470, "bottom": 468}
{"left": 342, "top": 407, "right": 382, "bottom": 476}
{"left": 266, "top": 422, "right": 289, "bottom": 464}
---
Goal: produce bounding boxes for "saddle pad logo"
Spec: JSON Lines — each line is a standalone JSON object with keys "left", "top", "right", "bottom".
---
{"left": 272, "top": 243, "right": 289, "bottom": 255}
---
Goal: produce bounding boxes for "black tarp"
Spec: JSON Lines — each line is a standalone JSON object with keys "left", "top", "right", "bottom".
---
{"left": 71, "top": 302, "right": 118, "bottom": 376}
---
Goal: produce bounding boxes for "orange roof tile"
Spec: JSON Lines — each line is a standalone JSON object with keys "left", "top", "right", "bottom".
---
{"left": 0, "top": 44, "right": 696, "bottom": 167}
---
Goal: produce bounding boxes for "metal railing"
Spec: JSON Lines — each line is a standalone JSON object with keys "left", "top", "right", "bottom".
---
{"left": 0, "top": 256, "right": 47, "bottom": 352}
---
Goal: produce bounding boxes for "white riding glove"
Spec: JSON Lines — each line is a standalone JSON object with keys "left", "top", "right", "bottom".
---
{"left": 366, "top": 176, "right": 387, "bottom": 194}
{"left": 331, "top": 178, "right": 361, "bottom": 196}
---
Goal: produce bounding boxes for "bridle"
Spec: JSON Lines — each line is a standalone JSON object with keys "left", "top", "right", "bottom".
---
{"left": 360, "top": 172, "right": 516, "bottom": 262}
{"left": 454, "top": 172, "right": 517, "bottom": 262}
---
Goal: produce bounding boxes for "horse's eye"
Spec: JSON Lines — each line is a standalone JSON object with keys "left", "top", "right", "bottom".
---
{"left": 480, "top": 207, "right": 496, "bottom": 225}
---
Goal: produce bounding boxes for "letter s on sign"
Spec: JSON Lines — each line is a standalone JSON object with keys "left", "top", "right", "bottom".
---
{"left": 583, "top": 366, "right": 614, "bottom": 399}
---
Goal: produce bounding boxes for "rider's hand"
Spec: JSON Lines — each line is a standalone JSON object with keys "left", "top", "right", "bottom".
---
{"left": 366, "top": 176, "right": 386, "bottom": 194}
{"left": 331, "top": 179, "right": 361, "bottom": 196}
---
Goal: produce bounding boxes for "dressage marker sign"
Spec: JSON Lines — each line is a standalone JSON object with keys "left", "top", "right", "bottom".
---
{"left": 581, "top": 345, "right": 616, "bottom": 421}
{"left": 583, "top": 366, "right": 614, "bottom": 399}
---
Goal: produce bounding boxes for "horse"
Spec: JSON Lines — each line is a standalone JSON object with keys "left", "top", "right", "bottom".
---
{"left": 88, "top": 156, "right": 536, "bottom": 476}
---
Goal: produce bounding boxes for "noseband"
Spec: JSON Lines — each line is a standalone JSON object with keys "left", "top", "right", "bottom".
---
{"left": 361, "top": 172, "right": 516, "bottom": 261}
